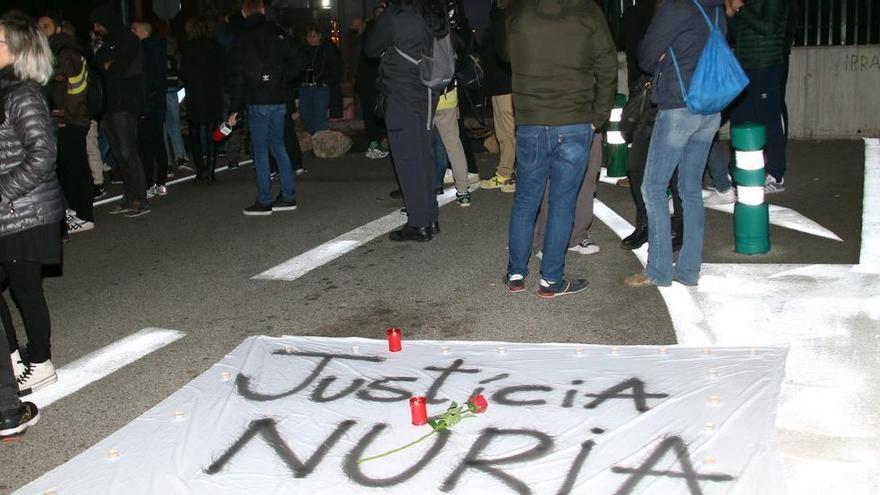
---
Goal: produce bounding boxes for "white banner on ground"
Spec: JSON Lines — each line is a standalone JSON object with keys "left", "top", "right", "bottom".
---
{"left": 20, "top": 337, "right": 788, "bottom": 495}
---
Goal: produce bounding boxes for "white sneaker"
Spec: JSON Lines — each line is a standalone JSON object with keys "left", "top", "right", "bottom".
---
{"left": 569, "top": 238, "right": 600, "bottom": 255}
{"left": 703, "top": 187, "right": 737, "bottom": 205}
{"left": 10, "top": 350, "right": 24, "bottom": 378}
{"left": 764, "top": 175, "right": 785, "bottom": 194}
{"left": 535, "top": 251, "right": 543, "bottom": 259}
{"left": 443, "top": 169, "right": 453, "bottom": 185}
{"left": 156, "top": 185, "right": 168, "bottom": 196}
{"left": 146, "top": 185, "right": 158, "bottom": 199}
{"left": 468, "top": 172, "right": 480, "bottom": 185}
{"left": 66, "top": 213, "right": 95, "bottom": 234}
{"left": 17, "top": 360, "right": 57, "bottom": 395}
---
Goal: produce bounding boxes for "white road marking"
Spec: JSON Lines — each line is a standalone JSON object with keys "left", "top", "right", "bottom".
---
{"left": 93, "top": 160, "right": 253, "bottom": 208}
{"left": 858, "top": 138, "right": 880, "bottom": 272}
{"left": 27, "top": 328, "right": 186, "bottom": 409}
{"left": 254, "top": 187, "right": 461, "bottom": 281}
{"left": 599, "top": 167, "right": 843, "bottom": 241}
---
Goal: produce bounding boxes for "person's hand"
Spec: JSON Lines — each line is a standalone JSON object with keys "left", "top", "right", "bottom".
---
{"left": 725, "top": 0, "right": 744, "bottom": 16}
{"left": 227, "top": 112, "right": 239, "bottom": 127}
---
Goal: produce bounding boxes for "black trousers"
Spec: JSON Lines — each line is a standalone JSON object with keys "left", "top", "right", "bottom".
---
{"left": 138, "top": 118, "right": 169, "bottom": 187}
{"left": 357, "top": 90, "right": 386, "bottom": 143}
{"left": 0, "top": 307, "right": 18, "bottom": 412}
{"left": 385, "top": 101, "right": 437, "bottom": 228}
{"left": 188, "top": 120, "right": 218, "bottom": 180}
{"left": 104, "top": 111, "right": 147, "bottom": 203}
{"left": 0, "top": 261, "right": 52, "bottom": 364}
{"left": 57, "top": 124, "right": 95, "bottom": 222}
{"left": 628, "top": 125, "right": 683, "bottom": 234}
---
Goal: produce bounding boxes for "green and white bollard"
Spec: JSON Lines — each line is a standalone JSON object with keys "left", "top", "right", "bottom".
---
{"left": 605, "top": 93, "right": 628, "bottom": 178}
{"left": 731, "top": 123, "right": 770, "bottom": 254}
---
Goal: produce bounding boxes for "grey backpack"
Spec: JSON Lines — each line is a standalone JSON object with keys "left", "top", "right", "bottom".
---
{"left": 395, "top": 33, "right": 456, "bottom": 129}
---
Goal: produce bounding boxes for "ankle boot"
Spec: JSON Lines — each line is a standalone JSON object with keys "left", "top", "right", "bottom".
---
{"left": 621, "top": 222, "right": 648, "bottom": 250}
{"left": 207, "top": 153, "right": 217, "bottom": 183}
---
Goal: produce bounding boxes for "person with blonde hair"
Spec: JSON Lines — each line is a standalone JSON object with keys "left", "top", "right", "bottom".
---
{"left": 0, "top": 14, "right": 64, "bottom": 436}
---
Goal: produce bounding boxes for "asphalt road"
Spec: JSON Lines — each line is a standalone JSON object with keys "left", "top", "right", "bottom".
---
{"left": 0, "top": 138, "right": 865, "bottom": 492}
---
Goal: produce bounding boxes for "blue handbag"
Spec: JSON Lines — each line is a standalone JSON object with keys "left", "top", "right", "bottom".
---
{"left": 668, "top": 0, "right": 749, "bottom": 115}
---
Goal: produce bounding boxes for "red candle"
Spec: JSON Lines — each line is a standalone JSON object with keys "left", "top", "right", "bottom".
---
{"left": 386, "top": 327, "right": 402, "bottom": 352}
{"left": 409, "top": 396, "right": 428, "bottom": 425}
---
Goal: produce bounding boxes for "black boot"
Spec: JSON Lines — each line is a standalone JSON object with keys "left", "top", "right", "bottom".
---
{"left": 207, "top": 152, "right": 217, "bottom": 183}
{"left": 621, "top": 223, "right": 648, "bottom": 250}
{"left": 389, "top": 225, "right": 432, "bottom": 242}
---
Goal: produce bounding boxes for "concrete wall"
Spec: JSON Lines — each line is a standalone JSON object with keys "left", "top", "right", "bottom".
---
{"left": 787, "top": 45, "right": 880, "bottom": 139}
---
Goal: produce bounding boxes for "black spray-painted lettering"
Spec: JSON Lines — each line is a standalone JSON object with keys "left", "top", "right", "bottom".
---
{"left": 356, "top": 376, "right": 418, "bottom": 402}
{"left": 236, "top": 351, "right": 383, "bottom": 402}
{"left": 562, "top": 380, "right": 584, "bottom": 408}
{"left": 555, "top": 440, "right": 596, "bottom": 495}
{"left": 611, "top": 436, "right": 735, "bottom": 495}
{"left": 583, "top": 378, "right": 669, "bottom": 412}
{"left": 440, "top": 428, "right": 553, "bottom": 494}
{"left": 423, "top": 359, "right": 481, "bottom": 404}
{"left": 311, "top": 376, "right": 366, "bottom": 403}
{"left": 343, "top": 423, "right": 451, "bottom": 487}
{"left": 204, "top": 418, "right": 356, "bottom": 478}
{"left": 478, "top": 373, "right": 510, "bottom": 384}
{"left": 491, "top": 385, "right": 553, "bottom": 406}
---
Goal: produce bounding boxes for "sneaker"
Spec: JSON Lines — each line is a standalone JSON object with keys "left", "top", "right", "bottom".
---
{"left": 124, "top": 203, "right": 151, "bottom": 218}
{"left": 17, "top": 360, "right": 57, "bottom": 395}
{"left": 295, "top": 168, "right": 307, "bottom": 176}
{"left": 468, "top": 172, "right": 480, "bottom": 185}
{"left": 703, "top": 187, "right": 737, "bottom": 205}
{"left": 535, "top": 251, "right": 543, "bottom": 259}
{"left": 93, "top": 184, "right": 107, "bottom": 200}
{"left": 178, "top": 158, "right": 195, "bottom": 172}
{"left": 480, "top": 173, "right": 513, "bottom": 190}
{"left": 156, "top": 185, "right": 168, "bottom": 196}
{"left": 10, "top": 350, "right": 24, "bottom": 378}
{"left": 108, "top": 202, "right": 136, "bottom": 215}
{"left": 537, "top": 278, "right": 589, "bottom": 299}
{"left": 146, "top": 185, "right": 158, "bottom": 199}
{"left": 764, "top": 175, "right": 785, "bottom": 194}
{"left": 456, "top": 191, "right": 472, "bottom": 207}
{"left": 0, "top": 402, "right": 39, "bottom": 437}
{"left": 443, "top": 169, "right": 454, "bottom": 185}
{"left": 399, "top": 207, "right": 407, "bottom": 216}
{"left": 270, "top": 171, "right": 279, "bottom": 181}
{"left": 504, "top": 274, "right": 526, "bottom": 293}
{"left": 243, "top": 202, "right": 273, "bottom": 216}
{"left": 66, "top": 214, "right": 95, "bottom": 234}
{"left": 365, "top": 141, "right": 389, "bottom": 159}
{"left": 500, "top": 181, "right": 516, "bottom": 193}
{"left": 271, "top": 196, "right": 297, "bottom": 212}
{"left": 569, "top": 237, "right": 600, "bottom": 255}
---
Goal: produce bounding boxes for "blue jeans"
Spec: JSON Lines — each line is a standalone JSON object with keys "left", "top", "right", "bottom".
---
{"left": 165, "top": 92, "right": 187, "bottom": 161}
{"left": 433, "top": 127, "right": 448, "bottom": 189}
{"left": 706, "top": 136, "right": 731, "bottom": 192}
{"left": 248, "top": 104, "right": 296, "bottom": 205}
{"left": 642, "top": 108, "right": 720, "bottom": 286}
{"left": 508, "top": 124, "right": 592, "bottom": 283}
{"left": 299, "top": 85, "right": 330, "bottom": 135}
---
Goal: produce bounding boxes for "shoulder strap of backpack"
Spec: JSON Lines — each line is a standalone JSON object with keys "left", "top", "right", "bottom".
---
{"left": 394, "top": 46, "right": 421, "bottom": 65}
{"left": 688, "top": 0, "right": 714, "bottom": 29}
{"left": 667, "top": 48, "right": 688, "bottom": 103}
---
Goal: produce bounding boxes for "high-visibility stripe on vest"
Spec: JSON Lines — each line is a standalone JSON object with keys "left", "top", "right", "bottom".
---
{"left": 67, "top": 57, "right": 88, "bottom": 96}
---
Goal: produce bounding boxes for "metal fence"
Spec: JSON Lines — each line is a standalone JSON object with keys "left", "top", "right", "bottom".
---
{"left": 609, "top": 0, "right": 878, "bottom": 47}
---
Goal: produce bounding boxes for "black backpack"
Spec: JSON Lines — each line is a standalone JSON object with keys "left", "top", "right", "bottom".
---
{"left": 84, "top": 61, "right": 105, "bottom": 121}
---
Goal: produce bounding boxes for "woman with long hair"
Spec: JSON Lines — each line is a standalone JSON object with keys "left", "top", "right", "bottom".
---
{"left": 179, "top": 16, "right": 225, "bottom": 183}
{"left": 0, "top": 14, "right": 65, "bottom": 396}
{"left": 365, "top": 0, "right": 449, "bottom": 242}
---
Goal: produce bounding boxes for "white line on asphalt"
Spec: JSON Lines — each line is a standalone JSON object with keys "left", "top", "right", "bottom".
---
{"left": 27, "top": 328, "right": 186, "bottom": 409}
{"left": 254, "top": 187, "right": 462, "bottom": 281}
{"left": 857, "top": 138, "right": 880, "bottom": 271}
{"left": 93, "top": 160, "right": 253, "bottom": 208}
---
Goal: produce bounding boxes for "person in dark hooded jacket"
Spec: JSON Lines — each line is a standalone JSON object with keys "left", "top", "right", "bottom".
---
{"left": 90, "top": 2, "right": 150, "bottom": 217}
{"left": 132, "top": 21, "right": 168, "bottom": 197}
{"left": 624, "top": 0, "right": 726, "bottom": 289}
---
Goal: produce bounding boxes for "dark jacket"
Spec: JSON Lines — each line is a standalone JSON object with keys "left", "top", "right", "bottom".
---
{"left": 729, "top": 0, "right": 789, "bottom": 69}
{"left": 364, "top": 5, "right": 434, "bottom": 115}
{"left": 638, "top": 0, "right": 727, "bottom": 110}
{"left": 505, "top": 0, "right": 618, "bottom": 127}
{"left": 622, "top": 0, "right": 655, "bottom": 91}
{"left": 140, "top": 34, "right": 167, "bottom": 120}
{"left": 302, "top": 41, "right": 343, "bottom": 87}
{"left": 479, "top": 5, "right": 512, "bottom": 97}
{"left": 90, "top": 3, "right": 145, "bottom": 115}
{"left": 0, "top": 70, "right": 64, "bottom": 237}
{"left": 353, "top": 21, "right": 381, "bottom": 98}
{"left": 227, "top": 14, "right": 304, "bottom": 112}
{"left": 180, "top": 38, "right": 226, "bottom": 123}
{"left": 48, "top": 33, "right": 90, "bottom": 128}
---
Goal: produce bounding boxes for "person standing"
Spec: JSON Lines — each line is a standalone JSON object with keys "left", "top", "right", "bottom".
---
{"left": 180, "top": 17, "right": 225, "bottom": 184}
{"left": 726, "top": 0, "right": 789, "bottom": 193}
{"left": 90, "top": 3, "right": 150, "bottom": 217}
{"left": 39, "top": 16, "right": 96, "bottom": 234}
{"left": 300, "top": 24, "right": 343, "bottom": 135}
{"left": 227, "top": 0, "right": 303, "bottom": 216}
{"left": 365, "top": 0, "right": 449, "bottom": 242}
{"left": 0, "top": 14, "right": 65, "bottom": 395}
{"left": 355, "top": 6, "right": 388, "bottom": 159}
{"left": 503, "top": 0, "right": 617, "bottom": 297}
{"left": 624, "top": 0, "right": 727, "bottom": 288}
{"left": 132, "top": 21, "right": 169, "bottom": 198}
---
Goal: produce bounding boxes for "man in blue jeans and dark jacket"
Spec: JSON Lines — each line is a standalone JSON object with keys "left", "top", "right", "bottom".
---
{"left": 502, "top": 0, "right": 617, "bottom": 298}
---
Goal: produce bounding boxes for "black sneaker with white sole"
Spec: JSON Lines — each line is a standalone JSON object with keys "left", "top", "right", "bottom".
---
{"left": 271, "top": 197, "right": 297, "bottom": 212}
{"left": 243, "top": 202, "right": 273, "bottom": 216}
{"left": 537, "top": 278, "right": 589, "bottom": 299}
{"left": 0, "top": 402, "right": 39, "bottom": 437}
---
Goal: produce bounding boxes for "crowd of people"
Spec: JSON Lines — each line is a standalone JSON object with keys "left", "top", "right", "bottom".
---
{"left": 0, "top": 0, "right": 793, "bottom": 438}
